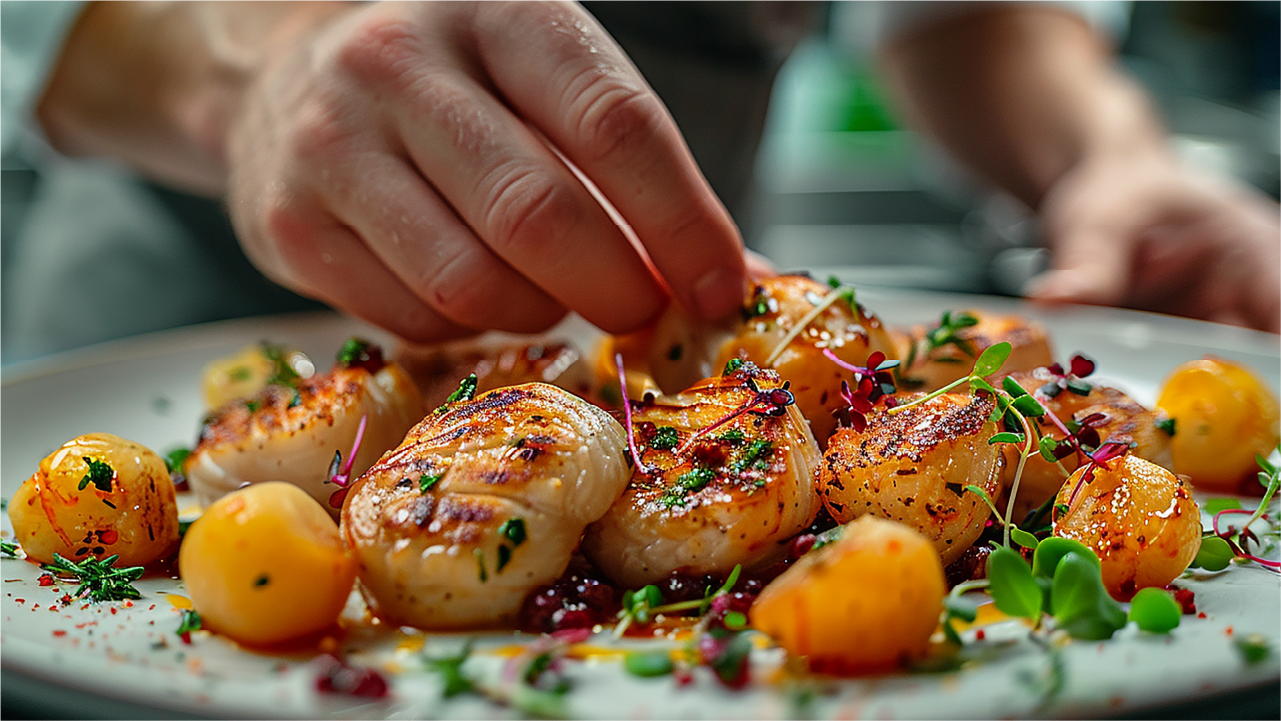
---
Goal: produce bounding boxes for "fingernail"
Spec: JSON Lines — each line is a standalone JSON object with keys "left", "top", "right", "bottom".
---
{"left": 692, "top": 266, "right": 744, "bottom": 320}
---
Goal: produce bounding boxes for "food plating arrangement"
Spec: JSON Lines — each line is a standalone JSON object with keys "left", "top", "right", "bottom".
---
{"left": 3, "top": 277, "right": 1278, "bottom": 718}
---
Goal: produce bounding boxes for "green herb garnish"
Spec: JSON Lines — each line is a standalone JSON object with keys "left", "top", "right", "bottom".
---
{"left": 78, "top": 457, "right": 115, "bottom": 493}
{"left": 649, "top": 427, "right": 679, "bottom": 451}
{"left": 419, "top": 473, "right": 443, "bottom": 494}
{"left": 498, "top": 518, "right": 527, "bottom": 546}
{"left": 176, "top": 608, "right": 203, "bottom": 637}
{"left": 163, "top": 447, "right": 190, "bottom": 474}
{"left": 1, "top": 539, "right": 19, "bottom": 558}
{"left": 41, "top": 553, "right": 144, "bottom": 603}
{"left": 437, "top": 374, "right": 478, "bottom": 412}
{"left": 723, "top": 358, "right": 745, "bottom": 376}
{"left": 424, "top": 642, "right": 475, "bottom": 698}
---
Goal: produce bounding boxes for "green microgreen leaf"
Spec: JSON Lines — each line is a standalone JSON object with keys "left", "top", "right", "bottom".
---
{"left": 973, "top": 342, "right": 1013, "bottom": 378}
{"left": 335, "top": 337, "right": 371, "bottom": 368}
{"left": 1204, "top": 498, "right": 1243, "bottom": 515}
{"left": 1128, "top": 587, "right": 1181, "bottom": 633}
{"left": 1011, "top": 394, "right": 1046, "bottom": 417}
{"left": 723, "top": 358, "right": 745, "bottom": 376}
{"left": 1155, "top": 417, "right": 1176, "bottom": 436}
{"left": 989, "top": 432, "right": 1026, "bottom": 446}
{"left": 986, "top": 545, "right": 1042, "bottom": 620}
{"left": 1, "top": 539, "right": 19, "bottom": 558}
{"left": 1002, "top": 376, "right": 1029, "bottom": 397}
{"left": 1189, "top": 536, "right": 1234, "bottom": 572}
{"left": 1235, "top": 634, "right": 1272, "bottom": 665}
{"left": 963, "top": 484, "right": 1005, "bottom": 526}
{"left": 1032, "top": 537, "right": 1098, "bottom": 579}
{"left": 970, "top": 376, "right": 997, "bottom": 396}
{"left": 944, "top": 595, "right": 979, "bottom": 623}
{"left": 1010, "top": 527, "right": 1041, "bottom": 550}
{"left": 163, "top": 447, "right": 191, "bottom": 474}
{"left": 624, "top": 650, "right": 674, "bottom": 677}
{"left": 1050, "top": 552, "right": 1127, "bottom": 640}
{"left": 424, "top": 642, "right": 475, "bottom": 698}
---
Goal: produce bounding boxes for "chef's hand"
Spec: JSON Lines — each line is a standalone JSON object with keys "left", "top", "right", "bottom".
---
{"left": 38, "top": 1, "right": 746, "bottom": 342}
{"left": 1029, "top": 150, "right": 1281, "bottom": 334}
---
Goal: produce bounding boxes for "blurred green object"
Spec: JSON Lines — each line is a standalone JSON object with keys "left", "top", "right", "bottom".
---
{"left": 835, "top": 63, "right": 898, "bottom": 133}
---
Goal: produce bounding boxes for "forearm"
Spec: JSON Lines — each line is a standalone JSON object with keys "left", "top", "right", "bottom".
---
{"left": 876, "top": 5, "right": 1168, "bottom": 209}
{"left": 36, "top": 1, "right": 348, "bottom": 196}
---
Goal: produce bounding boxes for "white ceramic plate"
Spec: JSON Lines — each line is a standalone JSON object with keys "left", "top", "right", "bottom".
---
{"left": 3, "top": 286, "right": 1279, "bottom": 719}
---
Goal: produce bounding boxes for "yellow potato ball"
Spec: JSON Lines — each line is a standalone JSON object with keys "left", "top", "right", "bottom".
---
{"left": 179, "top": 482, "right": 356, "bottom": 646}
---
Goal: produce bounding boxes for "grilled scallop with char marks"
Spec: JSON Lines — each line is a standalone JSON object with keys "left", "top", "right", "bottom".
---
{"left": 341, "top": 383, "right": 630, "bottom": 630}
{"left": 582, "top": 362, "right": 822, "bottom": 588}
{"left": 818, "top": 393, "right": 1003, "bottom": 565}
{"left": 186, "top": 346, "right": 422, "bottom": 517}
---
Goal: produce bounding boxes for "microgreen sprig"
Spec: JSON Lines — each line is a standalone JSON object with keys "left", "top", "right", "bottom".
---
{"left": 41, "top": 553, "right": 144, "bottom": 603}
{"left": 904, "top": 310, "right": 980, "bottom": 374}
{"left": 1, "top": 539, "right": 20, "bottom": 558}
{"left": 675, "top": 374, "right": 793, "bottom": 454}
{"left": 325, "top": 413, "right": 368, "bottom": 509}
{"left": 615, "top": 353, "right": 657, "bottom": 477}
{"left": 613, "top": 565, "right": 742, "bottom": 638}
{"left": 1196, "top": 448, "right": 1281, "bottom": 572}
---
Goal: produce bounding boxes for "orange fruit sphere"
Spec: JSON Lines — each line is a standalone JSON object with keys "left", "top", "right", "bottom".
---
{"left": 1156, "top": 358, "right": 1280, "bottom": 494}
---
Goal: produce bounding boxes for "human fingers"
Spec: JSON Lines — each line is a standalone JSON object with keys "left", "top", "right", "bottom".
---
{"left": 319, "top": 150, "right": 568, "bottom": 334}
{"left": 469, "top": 1, "right": 747, "bottom": 321}
{"left": 1025, "top": 189, "right": 1137, "bottom": 310}
{"left": 241, "top": 200, "right": 475, "bottom": 344}
{"left": 336, "top": 3, "right": 669, "bottom": 335}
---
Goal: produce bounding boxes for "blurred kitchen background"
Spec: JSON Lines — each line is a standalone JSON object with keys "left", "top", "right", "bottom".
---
{"left": 1, "top": 1, "right": 1278, "bottom": 364}
{"left": 743, "top": 0, "right": 1280, "bottom": 295}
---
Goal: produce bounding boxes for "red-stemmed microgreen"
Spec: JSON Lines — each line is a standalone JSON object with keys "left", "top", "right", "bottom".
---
{"left": 1059, "top": 440, "right": 1133, "bottom": 516}
{"left": 823, "top": 349, "right": 899, "bottom": 431}
{"left": 1196, "top": 448, "right": 1281, "bottom": 572}
{"left": 674, "top": 375, "right": 794, "bottom": 455}
{"left": 326, "top": 414, "right": 368, "bottom": 509}
{"left": 615, "top": 353, "right": 656, "bottom": 477}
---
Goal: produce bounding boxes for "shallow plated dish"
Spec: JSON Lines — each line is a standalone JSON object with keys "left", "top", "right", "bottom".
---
{"left": 3, "top": 285, "right": 1279, "bottom": 719}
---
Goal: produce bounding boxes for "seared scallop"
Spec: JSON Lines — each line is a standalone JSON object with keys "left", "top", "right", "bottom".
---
{"left": 606, "top": 275, "right": 895, "bottom": 447}
{"left": 892, "top": 310, "right": 1054, "bottom": 393}
{"left": 818, "top": 393, "right": 1004, "bottom": 565}
{"left": 341, "top": 383, "right": 630, "bottom": 630}
{"left": 1000, "top": 367, "right": 1174, "bottom": 519}
{"left": 582, "top": 362, "right": 821, "bottom": 588}
{"left": 396, "top": 339, "right": 593, "bottom": 411}
{"left": 185, "top": 345, "right": 422, "bottom": 516}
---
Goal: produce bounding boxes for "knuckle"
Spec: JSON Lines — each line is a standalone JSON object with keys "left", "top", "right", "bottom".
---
{"left": 335, "top": 15, "right": 425, "bottom": 93}
{"left": 287, "top": 99, "right": 355, "bottom": 166}
{"left": 573, "top": 82, "right": 665, "bottom": 165}
{"left": 481, "top": 165, "right": 579, "bottom": 259}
